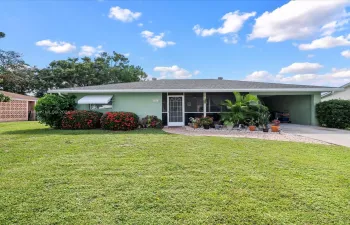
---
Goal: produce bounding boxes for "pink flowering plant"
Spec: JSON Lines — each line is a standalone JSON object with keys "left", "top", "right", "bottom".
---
{"left": 61, "top": 110, "right": 103, "bottom": 130}
{"left": 100, "top": 112, "right": 139, "bottom": 131}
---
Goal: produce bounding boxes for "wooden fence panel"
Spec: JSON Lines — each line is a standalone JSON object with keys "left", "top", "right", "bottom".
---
{"left": 0, "top": 100, "right": 28, "bottom": 122}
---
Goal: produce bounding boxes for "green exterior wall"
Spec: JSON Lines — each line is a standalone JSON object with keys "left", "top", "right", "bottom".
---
{"left": 112, "top": 93, "right": 162, "bottom": 118}
{"left": 73, "top": 92, "right": 162, "bottom": 119}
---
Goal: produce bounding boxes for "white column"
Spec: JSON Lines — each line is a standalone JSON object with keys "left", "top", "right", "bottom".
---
{"left": 311, "top": 93, "right": 321, "bottom": 126}
{"left": 203, "top": 92, "right": 206, "bottom": 117}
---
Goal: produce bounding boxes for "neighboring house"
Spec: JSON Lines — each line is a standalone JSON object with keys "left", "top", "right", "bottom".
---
{"left": 0, "top": 91, "right": 38, "bottom": 122}
{"left": 48, "top": 78, "right": 342, "bottom": 126}
{"left": 321, "top": 82, "right": 350, "bottom": 101}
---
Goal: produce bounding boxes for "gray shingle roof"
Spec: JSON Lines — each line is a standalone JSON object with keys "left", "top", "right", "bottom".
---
{"left": 49, "top": 79, "right": 342, "bottom": 93}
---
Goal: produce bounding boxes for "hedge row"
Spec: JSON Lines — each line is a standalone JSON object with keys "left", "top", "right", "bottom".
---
{"left": 62, "top": 110, "right": 103, "bottom": 129}
{"left": 100, "top": 112, "right": 139, "bottom": 131}
{"left": 316, "top": 99, "right": 350, "bottom": 129}
{"left": 60, "top": 110, "right": 162, "bottom": 130}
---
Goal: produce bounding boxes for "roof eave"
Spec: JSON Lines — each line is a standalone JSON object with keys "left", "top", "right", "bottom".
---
{"left": 48, "top": 87, "right": 344, "bottom": 94}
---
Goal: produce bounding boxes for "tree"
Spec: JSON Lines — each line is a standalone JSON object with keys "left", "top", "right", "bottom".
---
{"left": 0, "top": 32, "right": 5, "bottom": 39}
{"left": 0, "top": 92, "right": 11, "bottom": 102}
{"left": 0, "top": 50, "right": 36, "bottom": 94}
{"left": 33, "top": 51, "right": 147, "bottom": 96}
{"left": 35, "top": 94, "right": 76, "bottom": 129}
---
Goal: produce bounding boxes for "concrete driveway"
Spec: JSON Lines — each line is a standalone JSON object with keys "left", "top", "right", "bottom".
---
{"left": 281, "top": 124, "right": 350, "bottom": 147}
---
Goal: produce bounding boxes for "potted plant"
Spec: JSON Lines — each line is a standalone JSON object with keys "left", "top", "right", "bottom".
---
{"left": 224, "top": 120, "right": 234, "bottom": 130}
{"left": 200, "top": 116, "right": 213, "bottom": 129}
{"left": 248, "top": 118, "right": 256, "bottom": 131}
{"left": 259, "top": 112, "right": 270, "bottom": 132}
{"left": 188, "top": 117, "right": 194, "bottom": 127}
{"left": 271, "top": 119, "right": 280, "bottom": 132}
{"left": 190, "top": 117, "right": 200, "bottom": 129}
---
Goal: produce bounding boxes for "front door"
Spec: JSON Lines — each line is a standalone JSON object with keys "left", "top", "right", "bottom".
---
{"left": 168, "top": 96, "right": 184, "bottom": 126}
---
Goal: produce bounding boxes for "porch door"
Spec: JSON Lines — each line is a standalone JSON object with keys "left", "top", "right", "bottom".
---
{"left": 168, "top": 96, "right": 184, "bottom": 126}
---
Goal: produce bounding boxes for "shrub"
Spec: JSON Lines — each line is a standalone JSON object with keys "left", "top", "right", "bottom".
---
{"left": 0, "top": 93, "right": 11, "bottom": 102}
{"left": 316, "top": 100, "right": 350, "bottom": 129}
{"left": 200, "top": 116, "right": 213, "bottom": 126}
{"left": 100, "top": 112, "right": 139, "bottom": 131}
{"left": 61, "top": 110, "right": 103, "bottom": 130}
{"left": 35, "top": 94, "right": 76, "bottom": 129}
{"left": 140, "top": 115, "right": 163, "bottom": 128}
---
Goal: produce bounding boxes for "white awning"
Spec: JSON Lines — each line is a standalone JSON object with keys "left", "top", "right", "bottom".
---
{"left": 77, "top": 95, "right": 113, "bottom": 104}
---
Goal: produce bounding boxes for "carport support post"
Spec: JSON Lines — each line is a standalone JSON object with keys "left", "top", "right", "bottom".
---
{"left": 310, "top": 93, "right": 321, "bottom": 126}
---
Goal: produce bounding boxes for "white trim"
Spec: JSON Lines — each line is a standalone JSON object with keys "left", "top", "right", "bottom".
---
{"left": 48, "top": 87, "right": 344, "bottom": 94}
{"left": 167, "top": 95, "right": 184, "bottom": 126}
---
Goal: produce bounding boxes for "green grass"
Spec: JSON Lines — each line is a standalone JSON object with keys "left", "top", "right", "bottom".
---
{"left": 0, "top": 122, "right": 349, "bottom": 225}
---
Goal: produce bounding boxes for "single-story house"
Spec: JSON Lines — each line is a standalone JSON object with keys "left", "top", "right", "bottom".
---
{"left": 0, "top": 91, "right": 38, "bottom": 122}
{"left": 321, "top": 82, "right": 350, "bottom": 101}
{"left": 48, "top": 78, "right": 342, "bottom": 126}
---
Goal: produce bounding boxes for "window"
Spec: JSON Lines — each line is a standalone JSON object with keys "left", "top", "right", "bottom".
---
{"left": 90, "top": 99, "right": 113, "bottom": 110}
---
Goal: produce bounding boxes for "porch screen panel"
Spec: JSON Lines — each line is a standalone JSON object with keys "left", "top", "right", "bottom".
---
{"left": 206, "top": 93, "right": 234, "bottom": 112}
{"left": 185, "top": 93, "right": 203, "bottom": 112}
{"left": 169, "top": 97, "right": 183, "bottom": 122}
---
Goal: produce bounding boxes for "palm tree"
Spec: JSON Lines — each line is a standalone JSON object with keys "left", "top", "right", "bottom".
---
{"left": 221, "top": 92, "right": 262, "bottom": 125}
{"left": 0, "top": 32, "right": 5, "bottom": 39}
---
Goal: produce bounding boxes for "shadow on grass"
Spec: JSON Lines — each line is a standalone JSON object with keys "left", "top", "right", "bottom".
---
{"left": 2, "top": 128, "right": 168, "bottom": 136}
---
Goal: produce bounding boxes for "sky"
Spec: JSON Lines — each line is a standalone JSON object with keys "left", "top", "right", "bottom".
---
{"left": 1, "top": 0, "right": 350, "bottom": 87}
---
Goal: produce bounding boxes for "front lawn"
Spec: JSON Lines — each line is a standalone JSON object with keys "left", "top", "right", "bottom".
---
{"left": 0, "top": 122, "right": 349, "bottom": 224}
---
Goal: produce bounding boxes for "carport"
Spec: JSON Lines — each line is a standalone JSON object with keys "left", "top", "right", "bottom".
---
{"left": 256, "top": 93, "right": 321, "bottom": 126}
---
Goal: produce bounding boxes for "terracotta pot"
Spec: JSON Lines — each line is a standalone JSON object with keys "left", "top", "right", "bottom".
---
{"left": 271, "top": 125, "right": 280, "bottom": 132}
{"left": 249, "top": 125, "right": 256, "bottom": 131}
{"left": 193, "top": 123, "right": 198, "bottom": 129}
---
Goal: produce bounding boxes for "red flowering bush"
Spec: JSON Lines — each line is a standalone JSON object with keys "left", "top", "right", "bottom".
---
{"left": 61, "top": 110, "right": 103, "bottom": 130}
{"left": 140, "top": 115, "right": 163, "bottom": 128}
{"left": 100, "top": 112, "right": 139, "bottom": 131}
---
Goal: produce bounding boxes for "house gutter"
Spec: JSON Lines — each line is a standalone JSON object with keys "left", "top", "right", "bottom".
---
{"left": 48, "top": 87, "right": 344, "bottom": 94}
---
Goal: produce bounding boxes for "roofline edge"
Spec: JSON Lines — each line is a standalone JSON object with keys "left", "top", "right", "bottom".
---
{"left": 48, "top": 87, "right": 344, "bottom": 94}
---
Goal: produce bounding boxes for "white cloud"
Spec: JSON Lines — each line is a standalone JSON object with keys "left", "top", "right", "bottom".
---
{"left": 298, "top": 35, "right": 350, "bottom": 50}
{"left": 249, "top": 1, "right": 350, "bottom": 42}
{"left": 222, "top": 35, "right": 238, "bottom": 44}
{"left": 153, "top": 65, "right": 198, "bottom": 79}
{"left": 138, "top": 23, "right": 143, "bottom": 27}
{"left": 79, "top": 45, "right": 103, "bottom": 57}
{"left": 279, "top": 62, "right": 323, "bottom": 74}
{"left": 108, "top": 6, "right": 141, "bottom": 22}
{"left": 341, "top": 49, "right": 350, "bottom": 58}
{"left": 307, "top": 54, "right": 315, "bottom": 58}
{"left": 123, "top": 53, "right": 130, "bottom": 57}
{"left": 244, "top": 67, "right": 350, "bottom": 87}
{"left": 321, "top": 18, "right": 349, "bottom": 36}
{"left": 245, "top": 71, "right": 273, "bottom": 81}
{"left": 193, "top": 11, "right": 255, "bottom": 43}
{"left": 141, "top": 30, "right": 175, "bottom": 49}
{"left": 36, "top": 39, "right": 76, "bottom": 53}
